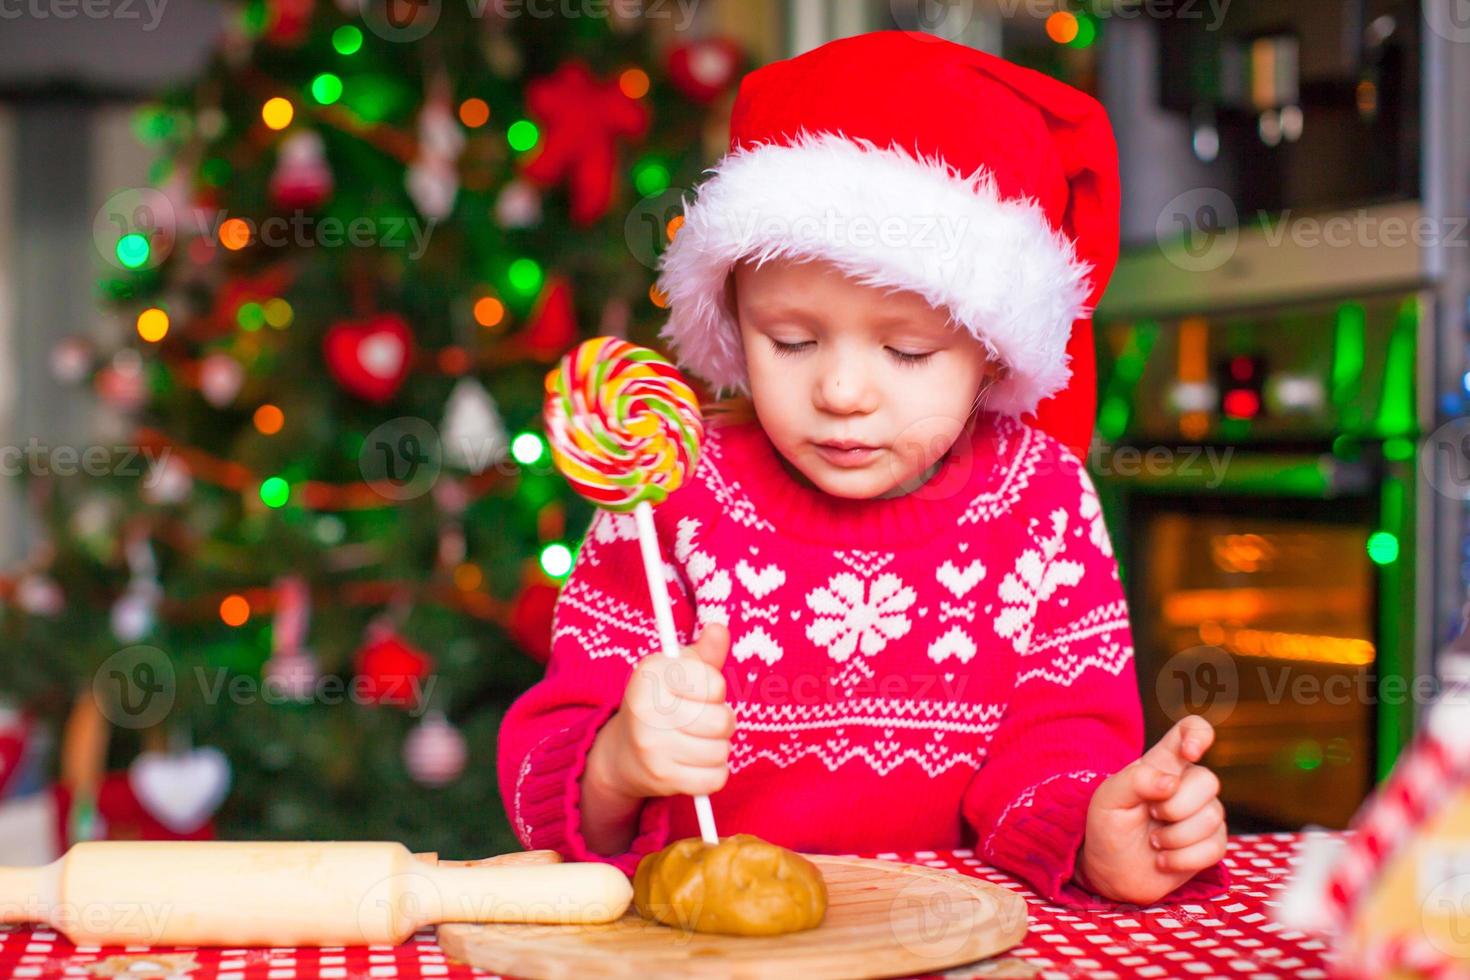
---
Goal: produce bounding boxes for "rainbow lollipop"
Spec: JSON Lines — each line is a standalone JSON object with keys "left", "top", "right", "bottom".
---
{"left": 543, "top": 337, "right": 719, "bottom": 845}
{"left": 543, "top": 337, "right": 704, "bottom": 512}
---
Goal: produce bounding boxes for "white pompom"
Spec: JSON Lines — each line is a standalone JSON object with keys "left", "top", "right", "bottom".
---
{"left": 495, "top": 180, "right": 542, "bottom": 228}
{"left": 142, "top": 455, "right": 193, "bottom": 505}
{"left": 14, "top": 575, "right": 64, "bottom": 616}
{"left": 50, "top": 337, "right": 94, "bottom": 384}
{"left": 199, "top": 353, "right": 245, "bottom": 408}
{"left": 404, "top": 710, "right": 467, "bottom": 787}
{"left": 406, "top": 160, "right": 458, "bottom": 222}
{"left": 110, "top": 587, "right": 158, "bottom": 643}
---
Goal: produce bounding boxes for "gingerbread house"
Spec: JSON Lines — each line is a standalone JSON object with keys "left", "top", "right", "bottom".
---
{"left": 1277, "top": 598, "right": 1470, "bottom": 980}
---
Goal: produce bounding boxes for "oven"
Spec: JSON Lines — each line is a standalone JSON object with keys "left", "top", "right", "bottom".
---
{"left": 1091, "top": 290, "right": 1425, "bottom": 830}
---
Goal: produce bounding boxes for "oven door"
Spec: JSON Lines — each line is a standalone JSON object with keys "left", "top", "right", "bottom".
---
{"left": 1097, "top": 450, "right": 1407, "bottom": 830}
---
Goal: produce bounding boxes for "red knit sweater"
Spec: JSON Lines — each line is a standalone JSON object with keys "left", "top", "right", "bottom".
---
{"left": 497, "top": 411, "right": 1232, "bottom": 908}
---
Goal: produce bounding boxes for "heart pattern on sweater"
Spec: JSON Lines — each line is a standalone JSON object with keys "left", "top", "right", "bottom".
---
{"left": 735, "top": 560, "right": 785, "bottom": 599}
{"left": 936, "top": 559, "right": 985, "bottom": 598}
{"left": 928, "top": 625, "right": 978, "bottom": 665}
{"left": 733, "top": 624, "right": 784, "bottom": 665}
{"left": 687, "top": 550, "right": 716, "bottom": 583}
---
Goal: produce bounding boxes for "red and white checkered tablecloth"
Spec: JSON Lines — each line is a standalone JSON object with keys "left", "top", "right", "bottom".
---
{"left": 0, "top": 832, "right": 1337, "bottom": 980}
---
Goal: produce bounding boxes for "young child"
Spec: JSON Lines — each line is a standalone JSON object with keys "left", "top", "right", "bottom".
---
{"left": 497, "top": 31, "right": 1230, "bottom": 909}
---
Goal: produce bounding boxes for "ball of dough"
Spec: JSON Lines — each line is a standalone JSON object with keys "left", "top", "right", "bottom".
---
{"left": 633, "top": 833, "right": 828, "bottom": 936}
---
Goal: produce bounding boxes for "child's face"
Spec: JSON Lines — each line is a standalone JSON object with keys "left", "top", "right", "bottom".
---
{"left": 730, "top": 256, "right": 1003, "bottom": 500}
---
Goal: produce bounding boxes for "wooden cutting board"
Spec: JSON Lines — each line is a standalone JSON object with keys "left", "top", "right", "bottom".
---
{"left": 436, "top": 849, "right": 1029, "bottom": 980}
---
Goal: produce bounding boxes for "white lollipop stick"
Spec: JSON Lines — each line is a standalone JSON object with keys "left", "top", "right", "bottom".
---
{"left": 632, "top": 499, "right": 720, "bottom": 845}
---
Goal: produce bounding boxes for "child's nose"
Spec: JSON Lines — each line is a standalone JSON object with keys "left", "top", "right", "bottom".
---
{"left": 813, "top": 361, "right": 878, "bottom": 415}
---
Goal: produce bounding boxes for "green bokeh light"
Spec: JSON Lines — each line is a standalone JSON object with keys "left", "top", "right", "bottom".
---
{"left": 507, "top": 257, "right": 543, "bottom": 296}
{"left": 1292, "top": 739, "right": 1323, "bottom": 771}
{"left": 259, "top": 476, "right": 290, "bottom": 509}
{"left": 132, "top": 106, "right": 178, "bottom": 144}
{"left": 1366, "top": 531, "right": 1399, "bottom": 565}
{"left": 540, "top": 543, "right": 573, "bottom": 578}
{"left": 507, "top": 120, "right": 539, "bottom": 152}
{"left": 236, "top": 301, "right": 265, "bottom": 331}
{"left": 512, "top": 431, "right": 546, "bottom": 465}
{"left": 240, "top": 0, "right": 268, "bottom": 37}
{"left": 332, "top": 25, "right": 363, "bottom": 55}
{"left": 310, "top": 73, "right": 344, "bottom": 105}
{"left": 116, "top": 234, "right": 151, "bottom": 269}
{"left": 1067, "top": 15, "right": 1097, "bottom": 48}
{"left": 633, "top": 159, "right": 671, "bottom": 197}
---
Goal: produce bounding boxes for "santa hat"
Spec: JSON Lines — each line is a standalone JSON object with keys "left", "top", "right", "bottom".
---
{"left": 655, "top": 31, "right": 1121, "bottom": 461}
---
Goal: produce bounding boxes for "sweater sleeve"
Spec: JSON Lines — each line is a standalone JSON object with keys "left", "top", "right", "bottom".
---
{"left": 496, "top": 507, "right": 696, "bottom": 877}
{"left": 961, "top": 443, "right": 1232, "bottom": 908}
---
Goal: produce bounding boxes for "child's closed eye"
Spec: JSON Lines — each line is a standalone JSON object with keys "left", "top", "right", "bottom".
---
{"left": 767, "top": 339, "right": 934, "bottom": 367}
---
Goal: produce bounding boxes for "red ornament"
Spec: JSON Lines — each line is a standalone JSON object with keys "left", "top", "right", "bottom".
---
{"left": 667, "top": 38, "right": 744, "bottom": 104}
{"left": 264, "top": 0, "right": 314, "bottom": 45}
{"left": 0, "top": 711, "right": 31, "bottom": 801}
{"left": 94, "top": 360, "right": 148, "bottom": 411}
{"left": 519, "top": 59, "right": 651, "bottom": 226}
{"left": 324, "top": 313, "right": 415, "bottom": 403}
{"left": 520, "top": 277, "right": 577, "bottom": 360}
{"left": 269, "top": 130, "right": 333, "bottom": 210}
{"left": 53, "top": 773, "right": 216, "bottom": 849}
{"left": 354, "top": 630, "right": 435, "bottom": 710}
{"left": 508, "top": 575, "right": 559, "bottom": 666}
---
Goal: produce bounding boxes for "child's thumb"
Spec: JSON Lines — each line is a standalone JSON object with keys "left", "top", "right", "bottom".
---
{"left": 686, "top": 623, "right": 730, "bottom": 669}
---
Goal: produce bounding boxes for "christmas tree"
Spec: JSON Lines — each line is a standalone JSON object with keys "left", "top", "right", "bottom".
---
{"left": 0, "top": 0, "right": 744, "bottom": 858}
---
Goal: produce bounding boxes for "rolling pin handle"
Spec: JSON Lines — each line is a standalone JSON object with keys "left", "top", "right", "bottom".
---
{"left": 407, "top": 863, "right": 632, "bottom": 928}
{"left": 0, "top": 863, "right": 56, "bottom": 926}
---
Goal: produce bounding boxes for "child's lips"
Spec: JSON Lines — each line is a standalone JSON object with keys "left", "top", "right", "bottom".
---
{"left": 814, "top": 442, "right": 882, "bottom": 467}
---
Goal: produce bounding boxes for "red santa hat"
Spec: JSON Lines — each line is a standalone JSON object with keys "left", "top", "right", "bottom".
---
{"left": 655, "top": 30, "right": 1121, "bottom": 460}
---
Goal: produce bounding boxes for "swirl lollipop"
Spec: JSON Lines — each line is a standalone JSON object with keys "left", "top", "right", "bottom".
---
{"left": 543, "top": 337, "right": 719, "bottom": 845}
{"left": 543, "top": 337, "right": 703, "bottom": 511}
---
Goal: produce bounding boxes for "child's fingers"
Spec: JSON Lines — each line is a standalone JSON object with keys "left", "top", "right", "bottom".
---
{"left": 1150, "top": 798, "right": 1225, "bottom": 850}
{"left": 1096, "top": 761, "right": 1177, "bottom": 810}
{"left": 1149, "top": 764, "right": 1221, "bottom": 822}
{"left": 1154, "top": 823, "right": 1227, "bottom": 873}
{"left": 670, "top": 733, "right": 732, "bottom": 769}
{"left": 663, "top": 761, "right": 729, "bottom": 797}
{"left": 637, "top": 657, "right": 726, "bottom": 706}
{"left": 683, "top": 702, "right": 736, "bottom": 739}
{"left": 1139, "top": 715, "right": 1214, "bottom": 774}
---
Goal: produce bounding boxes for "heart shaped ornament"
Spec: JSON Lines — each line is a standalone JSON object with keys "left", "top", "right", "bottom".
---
{"left": 323, "top": 314, "right": 415, "bottom": 403}
{"left": 128, "top": 747, "right": 233, "bottom": 834}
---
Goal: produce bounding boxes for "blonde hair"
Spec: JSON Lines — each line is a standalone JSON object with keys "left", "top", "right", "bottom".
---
{"left": 703, "top": 268, "right": 760, "bottom": 427}
{"left": 705, "top": 393, "right": 759, "bottom": 426}
{"left": 700, "top": 260, "right": 1008, "bottom": 427}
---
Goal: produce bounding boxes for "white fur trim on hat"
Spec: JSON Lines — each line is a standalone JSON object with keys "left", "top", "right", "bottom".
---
{"left": 655, "top": 130, "right": 1095, "bottom": 417}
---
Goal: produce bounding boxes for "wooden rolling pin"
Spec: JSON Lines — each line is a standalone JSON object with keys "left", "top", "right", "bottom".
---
{"left": 0, "top": 841, "right": 630, "bottom": 947}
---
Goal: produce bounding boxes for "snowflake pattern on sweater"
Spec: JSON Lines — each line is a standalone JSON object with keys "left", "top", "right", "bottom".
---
{"left": 496, "top": 411, "right": 1231, "bottom": 908}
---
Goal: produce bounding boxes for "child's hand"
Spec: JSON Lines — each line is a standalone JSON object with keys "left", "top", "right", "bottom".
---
{"left": 586, "top": 623, "right": 736, "bottom": 803}
{"left": 1075, "top": 715, "right": 1227, "bottom": 905}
